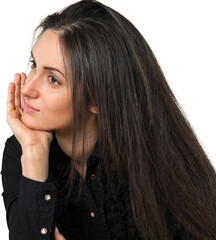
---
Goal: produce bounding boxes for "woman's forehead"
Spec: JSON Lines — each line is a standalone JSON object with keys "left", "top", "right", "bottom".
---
{"left": 32, "top": 30, "right": 66, "bottom": 76}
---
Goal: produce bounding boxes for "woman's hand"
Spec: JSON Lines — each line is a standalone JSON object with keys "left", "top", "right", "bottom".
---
{"left": 7, "top": 73, "right": 53, "bottom": 150}
{"left": 54, "top": 226, "right": 66, "bottom": 240}
{"left": 7, "top": 72, "right": 53, "bottom": 181}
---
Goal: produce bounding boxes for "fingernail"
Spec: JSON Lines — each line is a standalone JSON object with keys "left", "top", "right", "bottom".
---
{"left": 56, "top": 226, "right": 59, "bottom": 233}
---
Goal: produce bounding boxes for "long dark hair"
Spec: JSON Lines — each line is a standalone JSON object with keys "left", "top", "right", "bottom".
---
{"left": 29, "top": 1, "right": 216, "bottom": 239}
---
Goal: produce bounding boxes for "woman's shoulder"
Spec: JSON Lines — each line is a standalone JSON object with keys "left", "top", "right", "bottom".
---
{"left": 1, "top": 134, "right": 22, "bottom": 176}
{"left": 4, "top": 134, "right": 22, "bottom": 155}
{"left": 1, "top": 133, "right": 62, "bottom": 177}
{"left": 2, "top": 133, "right": 61, "bottom": 162}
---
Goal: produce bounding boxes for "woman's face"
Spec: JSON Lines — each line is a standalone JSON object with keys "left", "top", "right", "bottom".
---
{"left": 21, "top": 29, "right": 74, "bottom": 132}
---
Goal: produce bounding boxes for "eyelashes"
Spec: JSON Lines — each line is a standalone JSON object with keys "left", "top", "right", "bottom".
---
{"left": 48, "top": 75, "right": 61, "bottom": 85}
{"left": 30, "top": 60, "right": 36, "bottom": 69}
{"left": 29, "top": 60, "right": 61, "bottom": 85}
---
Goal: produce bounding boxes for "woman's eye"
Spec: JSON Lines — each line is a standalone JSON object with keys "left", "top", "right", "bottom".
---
{"left": 30, "top": 60, "right": 36, "bottom": 69}
{"left": 48, "top": 75, "right": 61, "bottom": 85}
{"left": 29, "top": 59, "right": 61, "bottom": 86}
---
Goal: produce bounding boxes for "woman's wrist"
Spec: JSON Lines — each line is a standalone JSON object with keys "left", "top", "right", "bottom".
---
{"left": 21, "top": 148, "right": 50, "bottom": 182}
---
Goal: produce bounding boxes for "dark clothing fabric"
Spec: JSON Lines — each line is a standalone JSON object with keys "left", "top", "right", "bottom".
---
{"left": 1, "top": 133, "right": 198, "bottom": 240}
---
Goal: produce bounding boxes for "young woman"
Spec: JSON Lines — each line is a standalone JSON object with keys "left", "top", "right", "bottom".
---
{"left": 1, "top": 0, "right": 216, "bottom": 240}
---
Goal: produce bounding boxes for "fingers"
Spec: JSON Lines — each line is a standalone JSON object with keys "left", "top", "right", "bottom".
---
{"left": 54, "top": 226, "right": 66, "bottom": 240}
{"left": 14, "top": 73, "right": 22, "bottom": 115}
{"left": 20, "top": 72, "right": 26, "bottom": 112}
{"left": 7, "top": 73, "right": 29, "bottom": 140}
{"left": 7, "top": 73, "right": 23, "bottom": 115}
{"left": 7, "top": 81, "right": 15, "bottom": 113}
{"left": 20, "top": 72, "right": 26, "bottom": 86}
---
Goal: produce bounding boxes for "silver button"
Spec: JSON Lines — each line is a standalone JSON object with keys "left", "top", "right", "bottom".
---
{"left": 90, "top": 174, "right": 96, "bottom": 181}
{"left": 90, "top": 212, "right": 95, "bottom": 218}
{"left": 44, "top": 194, "right": 51, "bottom": 201}
{"left": 40, "top": 228, "right": 48, "bottom": 235}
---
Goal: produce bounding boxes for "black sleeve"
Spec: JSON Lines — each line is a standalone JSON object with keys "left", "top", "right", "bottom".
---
{"left": 1, "top": 135, "right": 57, "bottom": 240}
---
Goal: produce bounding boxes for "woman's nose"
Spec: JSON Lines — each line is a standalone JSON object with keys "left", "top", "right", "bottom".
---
{"left": 21, "top": 75, "right": 39, "bottom": 98}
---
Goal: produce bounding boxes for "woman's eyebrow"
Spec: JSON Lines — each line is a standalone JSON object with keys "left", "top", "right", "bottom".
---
{"left": 31, "top": 51, "right": 65, "bottom": 78}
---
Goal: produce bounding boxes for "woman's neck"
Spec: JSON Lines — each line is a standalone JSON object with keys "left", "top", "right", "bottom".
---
{"left": 54, "top": 117, "right": 98, "bottom": 179}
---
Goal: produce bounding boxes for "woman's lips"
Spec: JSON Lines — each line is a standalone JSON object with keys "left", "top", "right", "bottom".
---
{"left": 23, "top": 101, "right": 40, "bottom": 113}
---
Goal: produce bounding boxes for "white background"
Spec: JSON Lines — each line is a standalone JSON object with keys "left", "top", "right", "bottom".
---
{"left": 0, "top": 0, "right": 215, "bottom": 238}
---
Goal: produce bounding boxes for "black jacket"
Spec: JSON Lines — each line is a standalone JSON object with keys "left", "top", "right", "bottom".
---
{"left": 1, "top": 133, "right": 198, "bottom": 240}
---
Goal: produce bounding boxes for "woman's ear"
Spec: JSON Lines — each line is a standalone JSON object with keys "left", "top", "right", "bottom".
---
{"left": 88, "top": 105, "right": 98, "bottom": 114}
